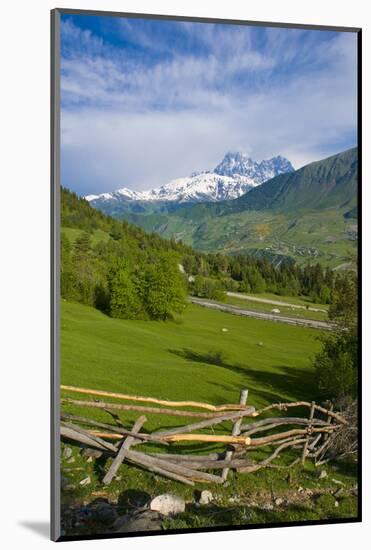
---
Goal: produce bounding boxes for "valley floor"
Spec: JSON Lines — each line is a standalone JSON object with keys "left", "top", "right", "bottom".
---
{"left": 190, "top": 297, "right": 332, "bottom": 330}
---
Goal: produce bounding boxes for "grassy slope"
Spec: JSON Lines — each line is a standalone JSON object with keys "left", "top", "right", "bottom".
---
{"left": 61, "top": 300, "right": 321, "bottom": 414}
{"left": 60, "top": 301, "right": 357, "bottom": 533}
{"left": 62, "top": 227, "right": 110, "bottom": 246}
{"left": 145, "top": 207, "right": 357, "bottom": 268}
{"left": 224, "top": 295, "right": 329, "bottom": 321}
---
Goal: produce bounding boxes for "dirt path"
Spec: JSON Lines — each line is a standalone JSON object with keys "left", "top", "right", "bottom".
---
{"left": 226, "top": 292, "right": 327, "bottom": 313}
{"left": 190, "top": 297, "right": 332, "bottom": 330}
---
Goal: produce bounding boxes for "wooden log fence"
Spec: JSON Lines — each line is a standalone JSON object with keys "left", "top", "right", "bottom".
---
{"left": 60, "top": 385, "right": 351, "bottom": 486}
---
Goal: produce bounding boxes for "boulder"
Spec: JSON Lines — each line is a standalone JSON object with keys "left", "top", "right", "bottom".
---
{"left": 150, "top": 494, "right": 185, "bottom": 516}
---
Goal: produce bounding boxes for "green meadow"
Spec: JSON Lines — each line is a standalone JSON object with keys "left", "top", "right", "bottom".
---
{"left": 61, "top": 299, "right": 322, "bottom": 415}
{"left": 60, "top": 300, "right": 357, "bottom": 532}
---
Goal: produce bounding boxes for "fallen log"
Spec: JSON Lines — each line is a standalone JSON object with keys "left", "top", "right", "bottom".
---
{"left": 145, "top": 457, "right": 253, "bottom": 470}
{"left": 147, "top": 452, "right": 223, "bottom": 462}
{"left": 238, "top": 438, "right": 307, "bottom": 473}
{"left": 152, "top": 406, "right": 255, "bottom": 439}
{"left": 122, "top": 451, "right": 195, "bottom": 486}
{"left": 60, "top": 425, "right": 114, "bottom": 452}
{"left": 248, "top": 426, "right": 338, "bottom": 448}
{"left": 103, "top": 416, "right": 147, "bottom": 485}
{"left": 60, "top": 413, "right": 169, "bottom": 445}
{"left": 62, "top": 398, "right": 229, "bottom": 418}
{"left": 61, "top": 422, "right": 117, "bottom": 452}
{"left": 241, "top": 416, "right": 329, "bottom": 435}
{"left": 61, "top": 384, "right": 247, "bottom": 412}
{"left": 125, "top": 450, "right": 223, "bottom": 484}
{"left": 90, "top": 431, "right": 251, "bottom": 445}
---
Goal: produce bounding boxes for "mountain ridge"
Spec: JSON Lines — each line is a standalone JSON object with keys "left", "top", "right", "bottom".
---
{"left": 85, "top": 152, "right": 294, "bottom": 211}
{"left": 117, "top": 147, "right": 358, "bottom": 268}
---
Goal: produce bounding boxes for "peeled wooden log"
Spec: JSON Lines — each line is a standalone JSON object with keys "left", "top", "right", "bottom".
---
{"left": 90, "top": 431, "right": 251, "bottom": 446}
{"left": 61, "top": 384, "right": 247, "bottom": 412}
{"left": 103, "top": 416, "right": 147, "bottom": 485}
{"left": 62, "top": 398, "right": 229, "bottom": 418}
{"left": 253, "top": 402, "right": 347, "bottom": 425}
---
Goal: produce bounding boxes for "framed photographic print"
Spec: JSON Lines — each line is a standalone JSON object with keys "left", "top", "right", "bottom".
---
{"left": 51, "top": 8, "right": 361, "bottom": 542}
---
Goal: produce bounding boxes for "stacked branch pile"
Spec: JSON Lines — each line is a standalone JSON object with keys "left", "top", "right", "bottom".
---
{"left": 60, "top": 385, "right": 350, "bottom": 486}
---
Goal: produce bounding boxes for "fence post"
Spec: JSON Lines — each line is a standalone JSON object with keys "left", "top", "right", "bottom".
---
{"left": 301, "top": 401, "right": 315, "bottom": 465}
{"left": 222, "top": 389, "right": 248, "bottom": 482}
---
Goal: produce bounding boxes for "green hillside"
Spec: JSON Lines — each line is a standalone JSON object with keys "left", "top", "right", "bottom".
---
{"left": 223, "top": 147, "right": 357, "bottom": 214}
{"left": 61, "top": 186, "right": 338, "bottom": 306}
{"left": 61, "top": 300, "right": 321, "bottom": 415}
{"left": 122, "top": 149, "right": 358, "bottom": 268}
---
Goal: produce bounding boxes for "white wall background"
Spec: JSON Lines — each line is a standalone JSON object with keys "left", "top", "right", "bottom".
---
{"left": 0, "top": 0, "right": 369, "bottom": 548}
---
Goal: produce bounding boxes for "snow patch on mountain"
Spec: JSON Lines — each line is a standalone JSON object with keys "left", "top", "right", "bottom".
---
{"left": 85, "top": 152, "right": 294, "bottom": 205}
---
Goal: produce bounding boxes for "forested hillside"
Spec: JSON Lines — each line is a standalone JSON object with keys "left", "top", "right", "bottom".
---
{"left": 61, "top": 187, "right": 344, "bottom": 321}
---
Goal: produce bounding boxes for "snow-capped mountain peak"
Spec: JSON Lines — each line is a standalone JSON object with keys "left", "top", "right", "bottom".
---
{"left": 85, "top": 152, "right": 294, "bottom": 205}
{"left": 214, "top": 152, "right": 294, "bottom": 183}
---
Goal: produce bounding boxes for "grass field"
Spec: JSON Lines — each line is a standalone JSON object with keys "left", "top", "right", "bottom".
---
{"left": 61, "top": 300, "right": 322, "bottom": 415}
{"left": 231, "top": 292, "right": 330, "bottom": 309}
{"left": 62, "top": 227, "right": 110, "bottom": 246}
{"left": 60, "top": 300, "right": 357, "bottom": 534}
{"left": 224, "top": 294, "right": 329, "bottom": 322}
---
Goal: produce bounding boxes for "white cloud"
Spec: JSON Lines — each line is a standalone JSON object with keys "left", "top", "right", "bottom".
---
{"left": 60, "top": 22, "right": 358, "bottom": 195}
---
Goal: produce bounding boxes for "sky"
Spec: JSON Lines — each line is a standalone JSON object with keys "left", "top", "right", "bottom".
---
{"left": 60, "top": 14, "right": 358, "bottom": 196}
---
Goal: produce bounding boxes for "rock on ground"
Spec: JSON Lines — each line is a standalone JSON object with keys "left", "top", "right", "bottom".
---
{"left": 62, "top": 446, "right": 73, "bottom": 459}
{"left": 150, "top": 494, "right": 185, "bottom": 516}
{"left": 80, "top": 448, "right": 103, "bottom": 459}
{"left": 79, "top": 476, "right": 91, "bottom": 487}
{"left": 90, "top": 502, "right": 118, "bottom": 525}
{"left": 199, "top": 490, "right": 213, "bottom": 505}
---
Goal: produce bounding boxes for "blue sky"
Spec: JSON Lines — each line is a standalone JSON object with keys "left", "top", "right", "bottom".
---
{"left": 60, "top": 14, "right": 358, "bottom": 196}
